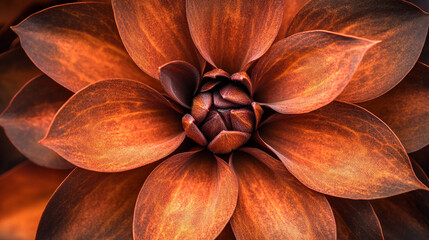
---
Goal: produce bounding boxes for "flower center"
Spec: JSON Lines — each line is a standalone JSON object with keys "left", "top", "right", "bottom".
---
{"left": 182, "top": 77, "right": 258, "bottom": 154}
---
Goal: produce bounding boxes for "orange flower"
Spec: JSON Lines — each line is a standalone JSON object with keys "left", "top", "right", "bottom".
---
{"left": 0, "top": 0, "right": 428, "bottom": 239}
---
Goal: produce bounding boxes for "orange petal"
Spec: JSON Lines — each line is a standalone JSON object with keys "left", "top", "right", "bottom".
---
{"left": 327, "top": 197, "right": 383, "bottom": 239}
{"left": 216, "top": 223, "right": 236, "bottom": 240}
{"left": 252, "top": 30, "right": 377, "bottom": 114}
{"left": 274, "top": 0, "right": 310, "bottom": 42}
{"left": 112, "top": 0, "right": 203, "bottom": 79}
{"left": 0, "top": 162, "right": 70, "bottom": 240}
{"left": 371, "top": 160, "right": 429, "bottom": 239}
{"left": 187, "top": 0, "right": 284, "bottom": 74}
{"left": 36, "top": 162, "right": 157, "bottom": 239}
{"left": 208, "top": 130, "right": 251, "bottom": 154}
{"left": 41, "top": 79, "right": 185, "bottom": 172}
{"left": 13, "top": 2, "right": 162, "bottom": 93}
{"left": 288, "top": 0, "right": 429, "bottom": 102}
{"left": 359, "top": 62, "right": 429, "bottom": 153}
{"left": 0, "top": 75, "right": 73, "bottom": 169}
{"left": 134, "top": 150, "right": 238, "bottom": 239}
{"left": 0, "top": 48, "right": 41, "bottom": 111}
{"left": 230, "top": 148, "right": 336, "bottom": 239}
{"left": 257, "top": 101, "right": 426, "bottom": 199}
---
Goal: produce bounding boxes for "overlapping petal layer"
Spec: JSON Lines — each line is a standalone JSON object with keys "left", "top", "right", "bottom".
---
{"left": 274, "top": 0, "right": 310, "bottom": 42}
{"left": 134, "top": 150, "right": 238, "bottom": 240}
{"left": 288, "top": 0, "right": 429, "bottom": 102}
{"left": 41, "top": 79, "right": 185, "bottom": 172}
{"left": 187, "top": 0, "right": 284, "bottom": 73}
{"left": 36, "top": 163, "right": 157, "bottom": 239}
{"left": 252, "top": 30, "right": 376, "bottom": 114}
{"left": 112, "top": 0, "right": 203, "bottom": 79}
{"left": 0, "top": 162, "right": 70, "bottom": 240}
{"left": 360, "top": 62, "right": 429, "bottom": 153}
{"left": 230, "top": 148, "right": 336, "bottom": 239}
{"left": 13, "top": 2, "right": 162, "bottom": 92}
{"left": 258, "top": 101, "right": 425, "bottom": 199}
{"left": 0, "top": 75, "right": 73, "bottom": 169}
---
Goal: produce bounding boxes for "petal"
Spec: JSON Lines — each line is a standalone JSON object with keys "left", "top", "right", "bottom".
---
{"left": 187, "top": 0, "right": 284, "bottom": 74}
{"left": 13, "top": 2, "right": 162, "bottom": 93}
{"left": 216, "top": 223, "right": 236, "bottom": 240}
{"left": 274, "top": 0, "right": 310, "bottom": 42}
{"left": 112, "top": 0, "right": 203, "bottom": 79}
{"left": 0, "top": 130, "right": 25, "bottom": 174}
{"left": 230, "top": 148, "right": 336, "bottom": 239}
{"left": 159, "top": 61, "right": 200, "bottom": 108}
{"left": 327, "top": 197, "right": 383, "bottom": 240}
{"left": 0, "top": 162, "right": 70, "bottom": 240}
{"left": 41, "top": 79, "right": 185, "bottom": 172}
{"left": 252, "top": 30, "right": 376, "bottom": 114}
{"left": 0, "top": 75, "right": 73, "bottom": 169}
{"left": 208, "top": 131, "right": 251, "bottom": 154}
{"left": 359, "top": 62, "right": 429, "bottom": 153}
{"left": 257, "top": 101, "right": 426, "bottom": 199}
{"left": 288, "top": 0, "right": 429, "bottom": 102}
{"left": 36, "top": 163, "right": 157, "bottom": 239}
{"left": 133, "top": 150, "right": 238, "bottom": 240}
{"left": 0, "top": 47, "right": 41, "bottom": 111}
{"left": 371, "top": 160, "right": 429, "bottom": 239}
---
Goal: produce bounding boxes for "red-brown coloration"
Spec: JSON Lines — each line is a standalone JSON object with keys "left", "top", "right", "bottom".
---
{"left": 159, "top": 61, "right": 200, "bottom": 108}
{"left": 258, "top": 101, "right": 426, "bottom": 199}
{"left": 230, "top": 148, "right": 336, "bottom": 239}
{"left": 252, "top": 30, "right": 377, "bottom": 114}
{"left": 230, "top": 109, "right": 254, "bottom": 133}
{"left": 191, "top": 92, "right": 212, "bottom": 123}
{"left": 112, "top": 0, "right": 203, "bottom": 79}
{"left": 36, "top": 162, "right": 157, "bottom": 239}
{"left": 186, "top": 0, "right": 284, "bottom": 73}
{"left": 231, "top": 72, "right": 252, "bottom": 94}
{"left": 13, "top": 3, "right": 162, "bottom": 93}
{"left": 208, "top": 131, "right": 251, "bottom": 154}
{"left": 0, "top": 75, "right": 73, "bottom": 169}
{"left": 360, "top": 62, "right": 429, "bottom": 153}
{"left": 41, "top": 79, "right": 185, "bottom": 172}
{"left": 182, "top": 114, "right": 207, "bottom": 146}
{"left": 0, "top": 162, "right": 70, "bottom": 240}
{"left": 0, "top": 48, "right": 41, "bottom": 111}
{"left": 220, "top": 84, "right": 251, "bottom": 105}
{"left": 288, "top": 0, "right": 429, "bottom": 102}
{"left": 327, "top": 197, "right": 383, "bottom": 240}
{"left": 133, "top": 150, "right": 238, "bottom": 240}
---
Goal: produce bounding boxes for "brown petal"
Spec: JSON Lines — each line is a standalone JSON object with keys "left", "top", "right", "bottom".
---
{"left": 182, "top": 114, "right": 207, "bottom": 146}
{"left": 0, "top": 47, "right": 41, "bottom": 112}
{"left": 36, "top": 163, "right": 157, "bottom": 239}
{"left": 0, "top": 75, "right": 73, "bottom": 169}
{"left": 213, "top": 91, "right": 239, "bottom": 108}
{"left": 112, "top": 0, "right": 203, "bottom": 79}
{"left": 274, "top": 0, "right": 311, "bottom": 42}
{"left": 13, "top": 2, "right": 162, "bottom": 93}
{"left": 159, "top": 61, "right": 200, "bottom": 108}
{"left": 41, "top": 79, "right": 185, "bottom": 172}
{"left": 257, "top": 101, "right": 426, "bottom": 199}
{"left": 208, "top": 131, "right": 251, "bottom": 154}
{"left": 288, "top": 0, "right": 429, "bottom": 102}
{"left": 231, "top": 72, "right": 252, "bottom": 94}
{"left": 230, "top": 109, "right": 254, "bottom": 133}
{"left": 251, "top": 102, "right": 264, "bottom": 129}
{"left": 133, "top": 150, "right": 238, "bottom": 240}
{"left": 216, "top": 223, "right": 236, "bottom": 240}
{"left": 201, "top": 111, "right": 227, "bottom": 140}
{"left": 327, "top": 197, "right": 383, "bottom": 240}
{"left": 187, "top": 0, "right": 284, "bottom": 73}
{"left": 220, "top": 83, "right": 251, "bottom": 105}
{"left": 191, "top": 92, "right": 212, "bottom": 123}
{"left": 359, "top": 62, "right": 429, "bottom": 153}
{"left": 0, "top": 162, "right": 70, "bottom": 240}
{"left": 203, "top": 69, "right": 230, "bottom": 80}
{"left": 252, "top": 30, "right": 377, "bottom": 114}
{"left": 230, "top": 148, "right": 336, "bottom": 239}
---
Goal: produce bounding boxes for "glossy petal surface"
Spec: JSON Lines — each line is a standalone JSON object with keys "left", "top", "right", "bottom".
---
{"left": 360, "top": 62, "right": 429, "bottom": 153}
{"left": 112, "top": 0, "right": 203, "bottom": 79}
{"left": 134, "top": 150, "right": 238, "bottom": 240}
{"left": 41, "top": 79, "right": 185, "bottom": 172}
{"left": 230, "top": 148, "right": 336, "bottom": 240}
{"left": 159, "top": 61, "right": 200, "bottom": 108}
{"left": 14, "top": 2, "right": 161, "bottom": 92}
{"left": 327, "top": 197, "right": 383, "bottom": 240}
{"left": 0, "top": 162, "right": 69, "bottom": 240}
{"left": 258, "top": 101, "right": 425, "bottom": 199}
{"left": 0, "top": 75, "right": 73, "bottom": 169}
{"left": 36, "top": 163, "right": 157, "bottom": 239}
{"left": 253, "top": 30, "right": 376, "bottom": 114}
{"left": 274, "top": 0, "right": 310, "bottom": 41}
{"left": 288, "top": 0, "right": 429, "bottom": 102}
{"left": 187, "top": 0, "right": 284, "bottom": 73}
{"left": 0, "top": 48, "right": 41, "bottom": 111}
